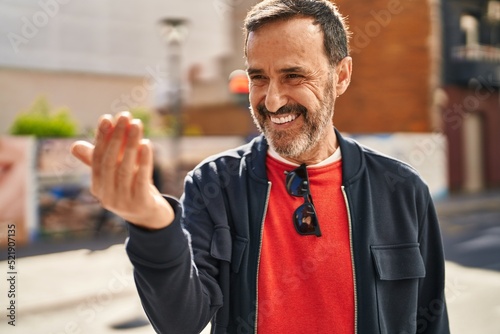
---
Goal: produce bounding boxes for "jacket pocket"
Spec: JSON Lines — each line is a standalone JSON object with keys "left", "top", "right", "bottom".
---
{"left": 371, "top": 243, "right": 426, "bottom": 334}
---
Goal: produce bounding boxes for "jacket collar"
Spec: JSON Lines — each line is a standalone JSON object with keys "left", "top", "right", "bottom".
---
{"left": 244, "top": 135, "right": 269, "bottom": 183}
{"left": 335, "top": 128, "right": 365, "bottom": 186}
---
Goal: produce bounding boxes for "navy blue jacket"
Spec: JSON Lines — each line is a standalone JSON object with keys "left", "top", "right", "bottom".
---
{"left": 126, "top": 130, "right": 450, "bottom": 334}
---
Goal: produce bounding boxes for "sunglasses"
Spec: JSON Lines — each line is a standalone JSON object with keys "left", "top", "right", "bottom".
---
{"left": 285, "top": 164, "right": 322, "bottom": 237}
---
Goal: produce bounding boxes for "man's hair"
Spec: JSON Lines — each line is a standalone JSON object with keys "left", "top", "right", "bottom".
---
{"left": 244, "top": 0, "right": 350, "bottom": 66}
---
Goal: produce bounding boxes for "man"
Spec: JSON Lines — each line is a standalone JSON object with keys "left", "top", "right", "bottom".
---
{"left": 71, "top": 0, "right": 450, "bottom": 333}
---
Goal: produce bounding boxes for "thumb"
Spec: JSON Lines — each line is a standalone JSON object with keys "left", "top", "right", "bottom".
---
{"left": 70, "top": 141, "right": 94, "bottom": 167}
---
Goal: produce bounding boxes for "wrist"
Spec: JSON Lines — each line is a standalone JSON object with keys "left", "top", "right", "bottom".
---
{"left": 128, "top": 196, "right": 176, "bottom": 230}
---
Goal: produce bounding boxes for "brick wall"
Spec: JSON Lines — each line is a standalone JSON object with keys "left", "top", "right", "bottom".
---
{"left": 332, "top": 0, "right": 435, "bottom": 133}
{"left": 182, "top": 103, "right": 257, "bottom": 136}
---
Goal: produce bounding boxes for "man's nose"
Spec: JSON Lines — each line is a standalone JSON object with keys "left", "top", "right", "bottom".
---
{"left": 264, "top": 81, "right": 288, "bottom": 113}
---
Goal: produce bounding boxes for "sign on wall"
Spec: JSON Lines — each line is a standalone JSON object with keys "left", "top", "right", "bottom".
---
{"left": 0, "top": 136, "right": 37, "bottom": 246}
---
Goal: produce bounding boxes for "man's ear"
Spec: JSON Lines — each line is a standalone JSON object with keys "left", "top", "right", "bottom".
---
{"left": 335, "top": 56, "right": 352, "bottom": 96}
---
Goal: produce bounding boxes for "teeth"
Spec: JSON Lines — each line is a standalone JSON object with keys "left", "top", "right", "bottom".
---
{"left": 270, "top": 114, "right": 298, "bottom": 124}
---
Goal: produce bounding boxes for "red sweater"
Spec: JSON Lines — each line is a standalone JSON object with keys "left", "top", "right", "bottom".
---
{"left": 257, "top": 154, "right": 354, "bottom": 334}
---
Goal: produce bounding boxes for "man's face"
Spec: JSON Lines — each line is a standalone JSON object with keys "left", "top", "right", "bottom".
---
{"left": 246, "top": 17, "right": 344, "bottom": 159}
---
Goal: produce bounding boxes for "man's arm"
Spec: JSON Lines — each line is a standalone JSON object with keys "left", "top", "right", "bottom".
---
{"left": 71, "top": 112, "right": 220, "bottom": 332}
{"left": 126, "top": 195, "right": 221, "bottom": 333}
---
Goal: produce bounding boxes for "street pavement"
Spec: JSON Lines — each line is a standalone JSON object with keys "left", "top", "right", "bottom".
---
{"left": 437, "top": 191, "right": 500, "bottom": 271}
{"left": 0, "top": 191, "right": 499, "bottom": 334}
{"left": 0, "top": 242, "right": 212, "bottom": 334}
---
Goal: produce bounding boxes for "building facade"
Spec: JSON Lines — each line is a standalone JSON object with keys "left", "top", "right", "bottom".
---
{"left": 1, "top": 0, "right": 498, "bottom": 193}
{"left": 441, "top": 0, "right": 500, "bottom": 192}
{"left": 0, "top": 0, "right": 234, "bottom": 134}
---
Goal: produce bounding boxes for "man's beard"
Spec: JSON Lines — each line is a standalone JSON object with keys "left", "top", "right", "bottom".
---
{"left": 249, "top": 84, "right": 335, "bottom": 159}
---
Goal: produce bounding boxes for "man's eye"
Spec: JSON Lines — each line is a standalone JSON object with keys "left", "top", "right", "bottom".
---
{"left": 250, "top": 75, "right": 265, "bottom": 81}
{"left": 249, "top": 76, "right": 268, "bottom": 86}
{"left": 284, "top": 74, "right": 304, "bottom": 84}
{"left": 285, "top": 74, "right": 303, "bottom": 80}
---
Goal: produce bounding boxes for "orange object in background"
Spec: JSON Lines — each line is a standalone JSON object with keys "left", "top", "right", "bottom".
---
{"left": 228, "top": 69, "right": 249, "bottom": 94}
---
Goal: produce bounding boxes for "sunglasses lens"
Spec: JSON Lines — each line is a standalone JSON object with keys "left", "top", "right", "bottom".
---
{"left": 294, "top": 202, "right": 321, "bottom": 236}
{"left": 286, "top": 166, "right": 308, "bottom": 197}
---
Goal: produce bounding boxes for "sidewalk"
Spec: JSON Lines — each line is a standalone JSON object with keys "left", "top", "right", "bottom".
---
{"left": 0, "top": 243, "right": 211, "bottom": 334}
{"left": 436, "top": 190, "right": 500, "bottom": 271}
{"left": 445, "top": 262, "right": 500, "bottom": 334}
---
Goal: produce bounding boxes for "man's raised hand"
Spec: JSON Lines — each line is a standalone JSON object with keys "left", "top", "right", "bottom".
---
{"left": 70, "top": 112, "right": 174, "bottom": 230}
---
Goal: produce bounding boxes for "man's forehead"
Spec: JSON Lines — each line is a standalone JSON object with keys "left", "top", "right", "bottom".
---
{"left": 246, "top": 17, "right": 324, "bottom": 60}
{"left": 244, "top": 15, "right": 333, "bottom": 77}
{"left": 248, "top": 16, "right": 322, "bottom": 40}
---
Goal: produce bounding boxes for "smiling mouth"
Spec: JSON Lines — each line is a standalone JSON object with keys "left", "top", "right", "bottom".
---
{"left": 270, "top": 114, "right": 299, "bottom": 124}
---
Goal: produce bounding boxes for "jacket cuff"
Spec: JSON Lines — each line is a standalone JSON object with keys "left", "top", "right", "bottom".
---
{"left": 125, "top": 197, "right": 189, "bottom": 266}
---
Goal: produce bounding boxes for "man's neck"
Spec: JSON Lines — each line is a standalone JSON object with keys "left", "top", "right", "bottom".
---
{"left": 274, "top": 128, "right": 338, "bottom": 165}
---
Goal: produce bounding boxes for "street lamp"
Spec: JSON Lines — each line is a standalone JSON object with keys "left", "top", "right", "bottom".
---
{"left": 158, "top": 17, "right": 189, "bottom": 196}
{"left": 158, "top": 18, "right": 189, "bottom": 130}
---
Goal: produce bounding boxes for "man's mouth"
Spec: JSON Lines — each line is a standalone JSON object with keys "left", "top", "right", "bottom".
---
{"left": 270, "top": 114, "right": 299, "bottom": 124}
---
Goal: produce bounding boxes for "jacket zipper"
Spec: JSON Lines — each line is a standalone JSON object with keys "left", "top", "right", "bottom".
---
{"left": 254, "top": 181, "right": 272, "bottom": 334}
{"left": 342, "top": 185, "right": 358, "bottom": 334}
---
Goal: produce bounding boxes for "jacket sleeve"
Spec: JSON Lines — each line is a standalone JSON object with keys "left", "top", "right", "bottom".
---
{"left": 417, "top": 192, "right": 450, "bottom": 333}
{"left": 125, "top": 186, "right": 223, "bottom": 334}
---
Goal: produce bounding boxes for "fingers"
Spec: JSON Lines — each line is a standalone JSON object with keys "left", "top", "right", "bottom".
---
{"left": 116, "top": 119, "right": 143, "bottom": 198}
{"left": 90, "top": 112, "right": 152, "bottom": 210}
{"left": 134, "top": 138, "right": 154, "bottom": 197}
{"left": 74, "top": 111, "right": 171, "bottom": 227}
{"left": 70, "top": 141, "right": 94, "bottom": 166}
{"left": 100, "top": 113, "right": 131, "bottom": 200}
{"left": 91, "top": 114, "right": 114, "bottom": 196}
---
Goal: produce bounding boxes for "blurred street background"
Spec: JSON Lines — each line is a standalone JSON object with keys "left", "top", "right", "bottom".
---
{"left": 1, "top": 0, "right": 500, "bottom": 333}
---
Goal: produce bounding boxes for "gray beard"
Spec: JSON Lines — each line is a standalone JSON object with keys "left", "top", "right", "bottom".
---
{"left": 250, "top": 101, "right": 334, "bottom": 160}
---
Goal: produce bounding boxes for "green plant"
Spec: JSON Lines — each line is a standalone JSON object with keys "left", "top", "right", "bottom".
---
{"left": 9, "top": 96, "right": 78, "bottom": 137}
{"left": 130, "top": 107, "right": 153, "bottom": 136}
